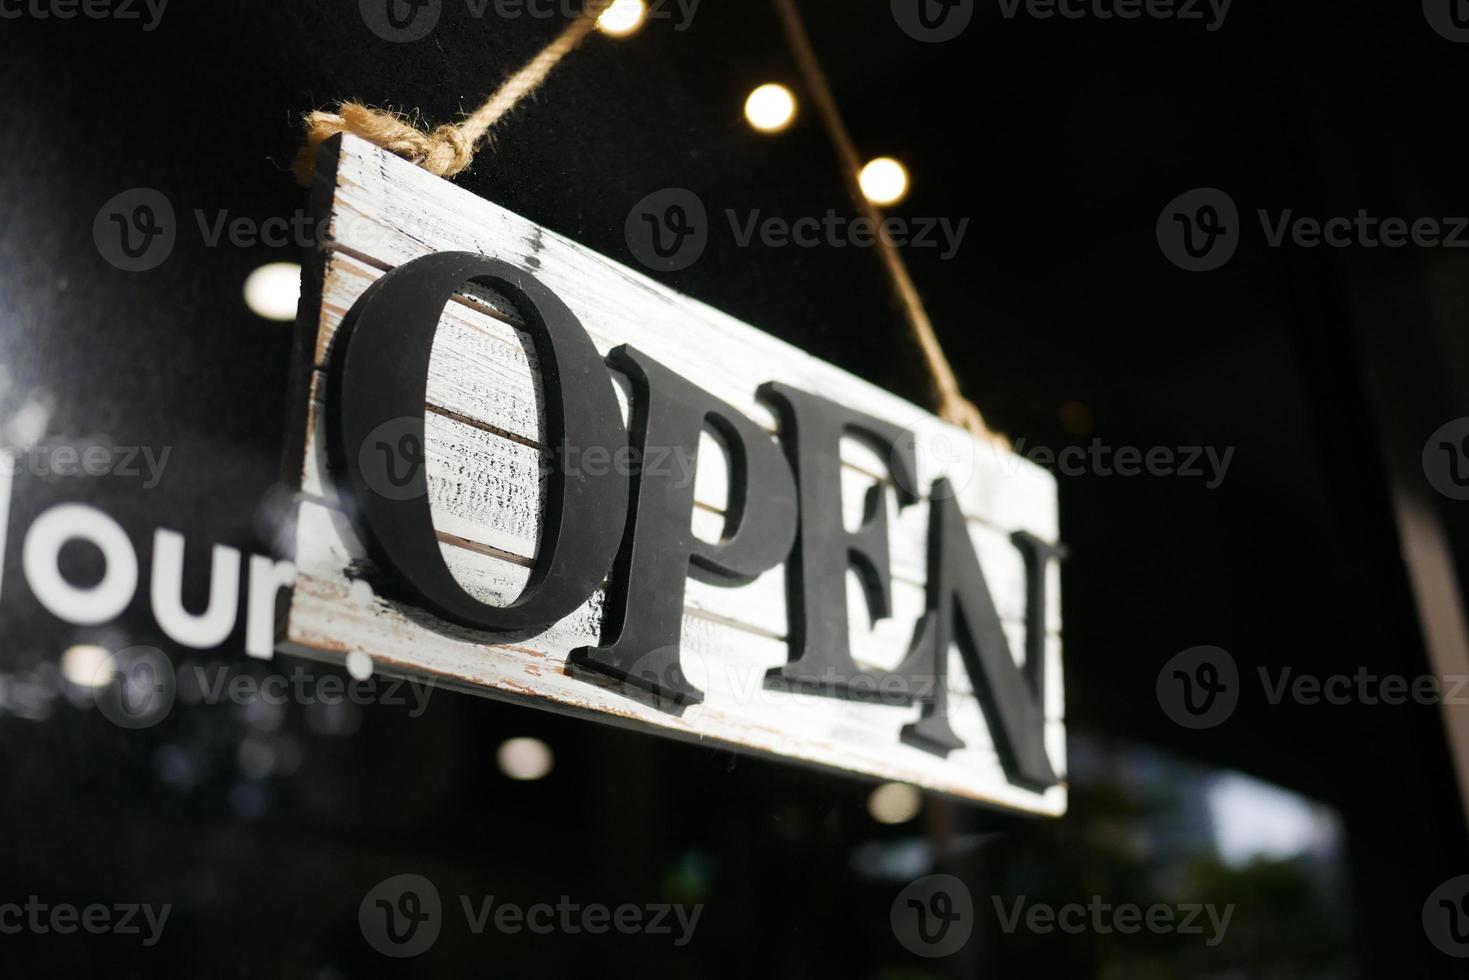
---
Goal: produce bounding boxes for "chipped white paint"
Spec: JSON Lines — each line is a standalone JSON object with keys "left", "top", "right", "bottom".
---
{"left": 281, "top": 134, "right": 1067, "bottom": 814}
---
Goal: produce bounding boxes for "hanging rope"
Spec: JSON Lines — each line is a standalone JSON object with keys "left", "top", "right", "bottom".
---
{"left": 294, "top": 0, "right": 998, "bottom": 444}
{"left": 770, "top": 0, "right": 1001, "bottom": 444}
{"left": 293, "top": 0, "right": 616, "bottom": 184}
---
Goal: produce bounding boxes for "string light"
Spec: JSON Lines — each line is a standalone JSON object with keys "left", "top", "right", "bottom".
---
{"left": 497, "top": 737, "right": 555, "bottom": 780}
{"left": 744, "top": 83, "right": 797, "bottom": 133}
{"left": 61, "top": 645, "right": 112, "bottom": 689}
{"left": 243, "top": 262, "right": 301, "bottom": 322}
{"left": 867, "top": 782, "right": 923, "bottom": 824}
{"left": 597, "top": 0, "right": 646, "bottom": 37}
{"left": 859, "top": 157, "right": 909, "bottom": 206}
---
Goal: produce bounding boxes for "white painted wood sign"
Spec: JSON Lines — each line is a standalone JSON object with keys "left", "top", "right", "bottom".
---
{"left": 282, "top": 134, "right": 1066, "bottom": 815}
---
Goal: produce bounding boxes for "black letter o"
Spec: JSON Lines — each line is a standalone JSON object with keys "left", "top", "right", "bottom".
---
{"left": 326, "top": 252, "right": 629, "bottom": 632}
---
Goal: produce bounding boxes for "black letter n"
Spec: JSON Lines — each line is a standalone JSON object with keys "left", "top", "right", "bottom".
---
{"left": 899, "top": 479, "right": 1060, "bottom": 791}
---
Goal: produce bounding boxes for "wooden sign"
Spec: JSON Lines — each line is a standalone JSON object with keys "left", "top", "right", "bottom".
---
{"left": 282, "top": 134, "right": 1066, "bottom": 815}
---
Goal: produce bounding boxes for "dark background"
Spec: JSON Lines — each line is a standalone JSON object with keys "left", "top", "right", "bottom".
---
{"left": 2, "top": 0, "right": 1468, "bottom": 976}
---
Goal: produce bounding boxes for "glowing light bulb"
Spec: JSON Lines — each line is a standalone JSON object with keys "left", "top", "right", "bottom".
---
{"left": 497, "top": 737, "right": 554, "bottom": 780}
{"left": 243, "top": 262, "right": 301, "bottom": 322}
{"left": 859, "top": 157, "right": 909, "bottom": 206}
{"left": 597, "top": 0, "right": 646, "bottom": 37}
{"left": 744, "top": 83, "right": 797, "bottom": 134}
{"left": 62, "top": 645, "right": 112, "bottom": 689}
{"left": 867, "top": 782, "right": 922, "bottom": 824}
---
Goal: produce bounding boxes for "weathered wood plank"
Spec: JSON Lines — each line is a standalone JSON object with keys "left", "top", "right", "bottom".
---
{"left": 322, "top": 163, "right": 1060, "bottom": 542}
{"left": 283, "top": 569, "right": 1066, "bottom": 813}
{"left": 298, "top": 249, "right": 1062, "bottom": 634}
{"left": 282, "top": 135, "right": 1067, "bottom": 814}
{"left": 289, "top": 496, "right": 1063, "bottom": 710}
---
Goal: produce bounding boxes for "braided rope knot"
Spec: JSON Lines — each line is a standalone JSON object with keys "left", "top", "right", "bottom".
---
{"left": 294, "top": 0, "right": 616, "bottom": 186}
{"left": 295, "top": 102, "right": 476, "bottom": 185}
